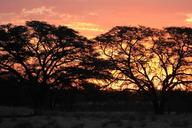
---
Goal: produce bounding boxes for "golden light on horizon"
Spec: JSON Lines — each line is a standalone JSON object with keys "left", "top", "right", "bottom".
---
{"left": 93, "top": 32, "right": 192, "bottom": 91}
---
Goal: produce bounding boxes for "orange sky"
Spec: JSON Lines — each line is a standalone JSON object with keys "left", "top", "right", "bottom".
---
{"left": 0, "top": 0, "right": 192, "bottom": 38}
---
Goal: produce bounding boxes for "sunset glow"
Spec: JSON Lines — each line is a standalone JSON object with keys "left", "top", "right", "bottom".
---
{"left": 1, "top": 1, "right": 192, "bottom": 117}
{"left": 0, "top": 0, "right": 192, "bottom": 38}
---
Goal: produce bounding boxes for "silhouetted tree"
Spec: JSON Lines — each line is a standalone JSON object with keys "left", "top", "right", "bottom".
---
{"left": 95, "top": 26, "right": 192, "bottom": 114}
{"left": 0, "top": 21, "right": 112, "bottom": 109}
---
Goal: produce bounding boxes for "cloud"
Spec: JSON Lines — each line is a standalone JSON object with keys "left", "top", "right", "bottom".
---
{"left": 22, "top": 6, "right": 55, "bottom": 15}
{"left": 0, "top": 6, "right": 76, "bottom": 24}
{"left": 21, "top": 6, "right": 75, "bottom": 22}
{"left": 185, "top": 13, "right": 192, "bottom": 24}
{"left": 0, "top": 6, "right": 105, "bottom": 37}
{"left": 64, "top": 22, "right": 105, "bottom": 38}
{"left": 65, "top": 22, "right": 104, "bottom": 32}
{"left": 88, "top": 12, "right": 98, "bottom": 16}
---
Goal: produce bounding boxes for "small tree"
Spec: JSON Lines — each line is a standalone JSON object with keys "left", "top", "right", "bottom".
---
{"left": 96, "top": 26, "right": 192, "bottom": 114}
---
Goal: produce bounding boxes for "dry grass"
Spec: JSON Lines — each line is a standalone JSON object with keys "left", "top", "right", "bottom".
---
{"left": 70, "top": 123, "right": 84, "bottom": 128}
{"left": 169, "top": 119, "right": 190, "bottom": 127}
{"left": 13, "top": 122, "right": 34, "bottom": 128}
{"left": 102, "top": 119, "right": 123, "bottom": 127}
{"left": 0, "top": 108, "right": 192, "bottom": 128}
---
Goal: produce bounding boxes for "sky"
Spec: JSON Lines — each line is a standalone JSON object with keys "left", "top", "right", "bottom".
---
{"left": 0, "top": 0, "right": 192, "bottom": 38}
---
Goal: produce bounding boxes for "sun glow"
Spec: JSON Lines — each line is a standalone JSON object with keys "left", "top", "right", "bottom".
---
{"left": 94, "top": 32, "right": 192, "bottom": 91}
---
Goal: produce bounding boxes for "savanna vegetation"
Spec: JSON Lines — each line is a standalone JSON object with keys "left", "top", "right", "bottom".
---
{"left": 0, "top": 21, "right": 191, "bottom": 114}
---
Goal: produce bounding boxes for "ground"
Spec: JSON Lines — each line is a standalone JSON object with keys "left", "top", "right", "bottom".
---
{"left": 0, "top": 106, "right": 192, "bottom": 128}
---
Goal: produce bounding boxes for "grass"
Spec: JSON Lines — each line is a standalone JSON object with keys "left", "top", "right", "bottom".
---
{"left": 39, "top": 117, "right": 63, "bottom": 128}
{"left": 70, "top": 123, "right": 84, "bottom": 128}
{"left": 0, "top": 118, "right": 2, "bottom": 124}
{"left": 127, "top": 114, "right": 137, "bottom": 121}
{"left": 0, "top": 110, "right": 192, "bottom": 128}
{"left": 126, "top": 125, "right": 134, "bottom": 128}
{"left": 101, "top": 119, "right": 123, "bottom": 127}
{"left": 14, "top": 122, "right": 34, "bottom": 128}
{"left": 139, "top": 122, "right": 147, "bottom": 127}
{"left": 149, "top": 115, "right": 158, "bottom": 122}
{"left": 169, "top": 119, "right": 190, "bottom": 127}
{"left": 137, "top": 115, "right": 146, "bottom": 121}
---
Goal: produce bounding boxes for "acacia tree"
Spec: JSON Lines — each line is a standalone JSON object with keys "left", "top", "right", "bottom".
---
{"left": 0, "top": 21, "right": 83, "bottom": 88}
{"left": 0, "top": 21, "right": 111, "bottom": 108}
{"left": 95, "top": 26, "right": 192, "bottom": 114}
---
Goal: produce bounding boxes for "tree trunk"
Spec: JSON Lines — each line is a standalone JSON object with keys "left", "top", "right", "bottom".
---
{"left": 152, "top": 99, "right": 165, "bottom": 114}
{"left": 159, "top": 98, "right": 165, "bottom": 114}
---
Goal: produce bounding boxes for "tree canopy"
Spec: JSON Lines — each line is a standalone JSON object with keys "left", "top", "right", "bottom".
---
{"left": 0, "top": 21, "right": 112, "bottom": 90}
{"left": 0, "top": 21, "right": 191, "bottom": 114}
{"left": 95, "top": 26, "right": 192, "bottom": 114}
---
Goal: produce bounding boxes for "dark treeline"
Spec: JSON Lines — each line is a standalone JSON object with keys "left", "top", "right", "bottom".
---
{"left": 0, "top": 21, "right": 192, "bottom": 114}
{"left": 1, "top": 77, "right": 192, "bottom": 113}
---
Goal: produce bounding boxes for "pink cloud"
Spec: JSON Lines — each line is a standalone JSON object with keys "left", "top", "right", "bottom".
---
{"left": 0, "top": 6, "right": 78, "bottom": 24}
{"left": 22, "top": 6, "right": 56, "bottom": 16}
{"left": 0, "top": 6, "right": 104, "bottom": 38}
{"left": 185, "top": 13, "right": 192, "bottom": 24}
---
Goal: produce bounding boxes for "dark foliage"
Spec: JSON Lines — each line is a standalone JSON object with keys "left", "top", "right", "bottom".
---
{"left": 95, "top": 26, "right": 192, "bottom": 114}
{"left": 0, "top": 22, "right": 191, "bottom": 114}
{"left": 0, "top": 21, "right": 112, "bottom": 110}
